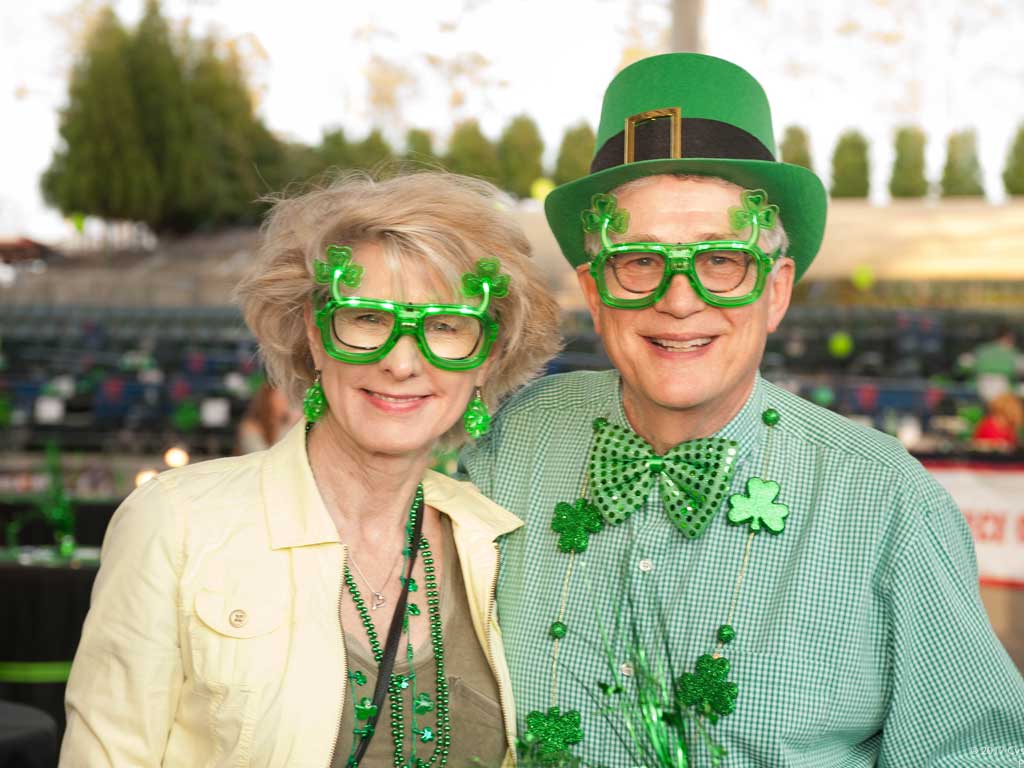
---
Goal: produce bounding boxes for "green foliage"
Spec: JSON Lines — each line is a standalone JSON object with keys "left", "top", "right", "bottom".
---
{"left": 1003, "top": 123, "right": 1024, "bottom": 196}
{"left": 554, "top": 122, "right": 595, "bottom": 186}
{"left": 497, "top": 114, "right": 544, "bottom": 198}
{"left": 350, "top": 129, "right": 394, "bottom": 170}
{"left": 889, "top": 126, "right": 928, "bottom": 198}
{"left": 42, "top": 1, "right": 297, "bottom": 233}
{"left": 445, "top": 120, "right": 501, "bottom": 182}
{"left": 42, "top": 7, "right": 161, "bottom": 224}
{"left": 404, "top": 128, "right": 435, "bottom": 162}
{"left": 779, "top": 126, "right": 813, "bottom": 171}
{"left": 319, "top": 128, "right": 353, "bottom": 170}
{"left": 941, "top": 130, "right": 984, "bottom": 197}
{"left": 830, "top": 130, "right": 870, "bottom": 198}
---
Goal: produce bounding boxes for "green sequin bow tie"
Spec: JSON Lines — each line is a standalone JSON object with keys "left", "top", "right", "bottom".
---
{"left": 587, "top": 418, "right": 739, "bottom": 538}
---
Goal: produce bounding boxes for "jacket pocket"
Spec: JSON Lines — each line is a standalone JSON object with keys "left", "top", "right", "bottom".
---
{"left": 189, "top": 586, "right": 291, "bottom": 687}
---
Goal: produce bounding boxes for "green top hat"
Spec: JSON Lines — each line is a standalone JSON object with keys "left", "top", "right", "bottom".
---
{"left": 544, "top": 53, "right": 827, "bottom": 282}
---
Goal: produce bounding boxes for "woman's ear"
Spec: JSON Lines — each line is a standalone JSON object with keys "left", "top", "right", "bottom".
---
{"left": 303, "top": 302, "right": 324, "bottom": 371}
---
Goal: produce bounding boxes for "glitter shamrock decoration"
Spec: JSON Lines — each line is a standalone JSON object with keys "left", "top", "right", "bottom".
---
{"left": 461, "top": 258, "right": 510, "bottom": 299}
{"left": 675, "top": 654, "right": 738, "bottom": 725}
{"left": 314, "top": 244, "right": 364, "bottom": 289}
{"left": 551, "top": 498, "right": 604, "bottom": 553}
{"left": 728, "top": 189, "right": 778, "bottom": 238}
{"left": 727, "top": 477, "right": 789, "bottom": 534}
{"left": 353, "top": 696, "right": 378, "bottom": 720}
{"left": 523, "top": 707, "right": 584, "bottom": 762}
{"left": 581, "top": 193, "right": 630, "bottom": 235}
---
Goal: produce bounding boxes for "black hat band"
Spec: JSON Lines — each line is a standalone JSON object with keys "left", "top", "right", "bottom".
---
{"left": 591, "top": 115, "right": 775, "bottom": 174}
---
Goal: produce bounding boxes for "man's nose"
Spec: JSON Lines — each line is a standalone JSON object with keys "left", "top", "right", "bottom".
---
{"left": 653, "top": 267, "right": 706, "bottom": 318}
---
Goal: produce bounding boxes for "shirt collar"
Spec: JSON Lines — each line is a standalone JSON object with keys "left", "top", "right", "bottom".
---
{"left": 262, "top": 421, "right": 522, "bottom": 550}
{"left": 608, "top": 370, "right": 765, "bottom": 465}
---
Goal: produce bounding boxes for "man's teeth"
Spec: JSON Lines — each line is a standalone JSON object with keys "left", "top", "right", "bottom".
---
{"left": 651, "top": 337, "right": 712, "bottom": 351}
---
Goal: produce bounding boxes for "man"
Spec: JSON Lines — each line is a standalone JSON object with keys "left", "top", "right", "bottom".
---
{"left": 462, "top": 53, "right": 1024, "bottom": 767}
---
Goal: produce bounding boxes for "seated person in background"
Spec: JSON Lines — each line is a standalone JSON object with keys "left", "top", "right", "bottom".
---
{"left": 972, "top": 391, "right": 1023, "bottom": 451}
{"left": 235, "top": 381, "right": 301, "bottom": 453}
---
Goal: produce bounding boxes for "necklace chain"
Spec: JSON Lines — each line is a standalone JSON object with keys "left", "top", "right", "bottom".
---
{"left": 348, "top": 551, "right": 403, "bottom": 610}
{"left": 343, "top": 485, "right": 451, "bottom": 767}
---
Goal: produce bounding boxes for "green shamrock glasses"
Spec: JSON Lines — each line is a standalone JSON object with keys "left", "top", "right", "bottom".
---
{"left": 312, "top": 245, "right": 507, "bottom": 371}
{"left": 583, "top": 188, "right": 782, "bottom": 309}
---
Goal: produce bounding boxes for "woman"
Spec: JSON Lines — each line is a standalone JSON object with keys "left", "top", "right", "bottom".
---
{"left": 60, "top": 172, "right": 561, "bottom": 767}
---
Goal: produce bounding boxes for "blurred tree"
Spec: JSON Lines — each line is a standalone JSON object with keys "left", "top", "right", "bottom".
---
{"left": 349, "top": 129, "right": 394, "bottom": 171}
{"left": 445, "top": 120, "right": 501, "bottom": 182}
{"left": 128, "top": 0, "right": 197, "bottom": 232}
{"left": 1003, "top": 123, "right": 1024, "bottom": 196}
{"left": 780, "top": 126, "right": 813, "bottom": 171}
{"left": 889, "top": 126, "right": 928, "bottom": 198}
{"left": 41, "top": 7, "right": 161, "bottom": 225}
{"left": 830, "top": 130, "right": 870, "bottom": 198}
{"left": 404, "top": 128, "right": 436, "bottom": 164}
{"left": 940, "top": 130, "right": 984, "bottom": 197}
{"left": 319, "top": 128, "right": 354, "bottom": 169}
{"left": 497, "top": 114, "right": 544, "bottom": 198}
{"left": 553, "top": 122, "right": 595, "bottom": 186}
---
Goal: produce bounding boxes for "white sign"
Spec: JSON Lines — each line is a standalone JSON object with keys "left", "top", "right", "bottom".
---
{"left": 926, "top": 463, "right": 1024, "bottom": 588}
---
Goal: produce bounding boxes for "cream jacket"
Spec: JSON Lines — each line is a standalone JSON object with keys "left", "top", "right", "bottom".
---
{"left": 60, "top": 423, "right": 522, "bottom": 767}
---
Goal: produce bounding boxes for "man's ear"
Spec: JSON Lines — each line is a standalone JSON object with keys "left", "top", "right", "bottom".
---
{"left": 765, "top": 258, "right": 795, "bottom": 333}
{"left": 576, "top": 263, "right": 603, "bottom": 336}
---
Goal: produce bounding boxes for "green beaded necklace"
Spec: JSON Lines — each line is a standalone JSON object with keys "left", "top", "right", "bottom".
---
{"left": 343, "top": 484, "right": 452, "bottom": 767}
{"left": 522, "top": 408, "right": 789, "bottom": 766}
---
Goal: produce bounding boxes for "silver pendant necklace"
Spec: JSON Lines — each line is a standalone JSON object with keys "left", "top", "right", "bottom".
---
{"left": 347, "top": 552, "right": 402, "bottom": 610}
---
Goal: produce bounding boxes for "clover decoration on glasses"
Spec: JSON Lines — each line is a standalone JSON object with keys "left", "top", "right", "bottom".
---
{"left": 583, "top": 188, "right": 783, "bottom": 309}
{"left": 313, "top": 245, "right": 507, "bottom": 372}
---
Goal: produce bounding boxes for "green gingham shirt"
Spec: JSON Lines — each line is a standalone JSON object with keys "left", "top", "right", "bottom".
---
{"left": 461, "top": 370, "right": 1024, "bottom": 767}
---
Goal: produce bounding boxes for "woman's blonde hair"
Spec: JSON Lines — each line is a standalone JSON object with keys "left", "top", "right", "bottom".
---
{"left": 234, "top": 170, "right": 562, "bottom": 444}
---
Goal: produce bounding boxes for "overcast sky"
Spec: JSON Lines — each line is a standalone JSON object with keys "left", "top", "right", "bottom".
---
{"left": 3, "top": 0, "right": 1023, "bottom": 240}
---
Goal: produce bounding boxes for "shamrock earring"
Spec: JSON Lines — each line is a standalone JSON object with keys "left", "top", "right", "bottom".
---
{"left": 303, "top": 369, "right": 327, "bottom": 424}
{"left": 462, "top": 387, "right": 491, "bottom": 438}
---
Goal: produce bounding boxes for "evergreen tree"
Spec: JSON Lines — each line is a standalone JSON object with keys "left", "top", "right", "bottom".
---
{"left": 889, "top": 126, "right": 928, "bottom": 198}
{"left": 445, "top": 120, "right": 501, "bottom": 181}
{"left": 404, "top": 128, "right": 435, "bottom": 163}
{"left": 349, "top": 129, "right": 394, "bottom": 171}
{"left": 42, "top": 7, "right": 160, "bottom": 224}
{"left": 553, "top": 122, "right": 595, "bottom": 186}
{"left": 780, "top": 126, "right": 813, "bottom": 171}
{"left": 319, "top": 128, "right": 354, "bottom": 169}
{"left": 941, "top": 130, "right": 984, "bottom": 197}
{"left": 497, "top": 114, "right": 544, "bottom": 198}
{"left": 1003, "top": 123, "right": 1024, "bottom": 196}
{"left": 830, "top": 130, "right": 870, "bottom": 198}
{"left": 128, "top": 0, "right": 196, "bottom": 232}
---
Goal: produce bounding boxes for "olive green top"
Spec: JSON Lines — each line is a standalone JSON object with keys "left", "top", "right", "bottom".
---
{"left": 332, "top": 516, "right": 505, "bottom": 767}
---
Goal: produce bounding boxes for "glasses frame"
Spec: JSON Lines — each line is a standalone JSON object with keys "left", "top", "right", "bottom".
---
{"left": 586, "top": 192, "right": 781, "bottom": 310}
{"left": 314, "top": 283, "right": 499, "bottom": 371}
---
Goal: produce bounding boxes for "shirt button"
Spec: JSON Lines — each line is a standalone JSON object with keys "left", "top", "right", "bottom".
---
{"left": 638, "top": 558, "right": 653, "bottom": 573}
{"left": 228, "top": 609, "right": 248, "bottom": 628}
{"left": 620, "top": 662, "right": 634, "bottom": 677}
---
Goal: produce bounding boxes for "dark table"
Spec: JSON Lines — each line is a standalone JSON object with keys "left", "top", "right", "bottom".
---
{"left": 0, "top": 548, "right": 99, "bottom": 749}
{"left": 0, "top": 700, "right": 57, "bottom": 768}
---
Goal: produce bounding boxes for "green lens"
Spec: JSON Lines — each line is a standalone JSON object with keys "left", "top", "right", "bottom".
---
{"left": 422, "top": 313, "right": 484, "bottom": 360}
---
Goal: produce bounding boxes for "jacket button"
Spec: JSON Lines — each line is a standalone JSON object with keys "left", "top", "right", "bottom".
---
{"left": 229, "top": 609, "right": 248, "bottom": 628}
